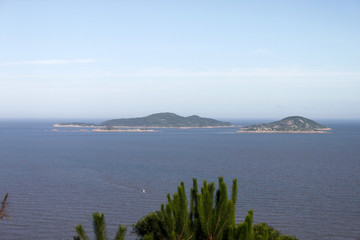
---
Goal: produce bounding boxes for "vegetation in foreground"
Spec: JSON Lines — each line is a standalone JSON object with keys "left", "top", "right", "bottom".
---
{"left": 74, "top": 177, "right": 297, "bottom": 240}
{"left": 74, "top": 212, "right": 126, "bottom": 240}
{"left": 0, "top": 193, "right": 12, "bottom": 224}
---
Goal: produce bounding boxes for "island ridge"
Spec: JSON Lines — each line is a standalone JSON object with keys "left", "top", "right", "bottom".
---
{"left": 55, "top": 112, "right": 233, "bottom": 128}
{"left": 240, "top": 116, "right": 331, "bottom": 133}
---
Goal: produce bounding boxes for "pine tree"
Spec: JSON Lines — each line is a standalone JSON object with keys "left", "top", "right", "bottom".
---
{"left": 233, "top": 210, "right": 254, "bottom": 240}
{"left": 253, "top": 223, "right": 298, "bottom": 240}
{"left": 77, "top": 178, "right": 297, "bottom": 240}
{"left": 134, "top": 177, "right": 256, "bottom": 240}
{"left": 160, "top": 182, "right": 192, "bottom": 240}
{"left": 190, "top": 177, "right": 236, "bottom": 240}
{"left": 74, "top": 212, "right": 126, "bottom": 240}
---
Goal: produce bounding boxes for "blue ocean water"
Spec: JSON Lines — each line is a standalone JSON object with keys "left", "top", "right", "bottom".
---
{"left": 0, "top": 120, "right": 359, "bottom": 240}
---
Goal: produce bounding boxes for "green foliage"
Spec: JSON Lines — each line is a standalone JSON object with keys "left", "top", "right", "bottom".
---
{"left": 134, "top": 177, "right": 258, "bottom": 240}
{"left": 253, "top": 223, "right": 269, "bottom": 240}
{"left": 74, "top": 224, "right": 89, "bottom": 240}
{"left": 243, "top": 116, "right": 329, "bottom": 132}
{"left": 233, "top": 210, "right": 254, "bottom": 240}
{"left": 193, "top": 177, "right": 236, "bottom": 240}
{"left": 161, "top": 182, "right": 192, "bottom": 240}
{"left": 74, "top": 212, "right": 127, "bottom": 240}
{"left": 133, "top": 210, "right": 180, "bottom": 240}
{"left": 253, "top": 223, "right": 298, "bottom": 240}
{"left": 133, "top": 211, "right": 165, "bottom": 240}
{"left": 100, "top": 113, "right": 232, "bottom": 127}
{"left": 76, "top": 179, "right": 298, "bottom": 240}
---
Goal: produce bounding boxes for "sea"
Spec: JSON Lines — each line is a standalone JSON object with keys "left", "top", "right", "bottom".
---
{"left": 0, "top": 119, "right": 359, "bottom": 240}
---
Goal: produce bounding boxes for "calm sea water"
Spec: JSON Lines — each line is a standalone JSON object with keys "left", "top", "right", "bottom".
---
{"left": 0, "top": 120, "right": 359, "bottom": 240}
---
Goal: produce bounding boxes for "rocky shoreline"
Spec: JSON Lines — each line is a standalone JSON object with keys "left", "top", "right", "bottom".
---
{"left": 238, "top": 128, "right": 332, "bottom": 134}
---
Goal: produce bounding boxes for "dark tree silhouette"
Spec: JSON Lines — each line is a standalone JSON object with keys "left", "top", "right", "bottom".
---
{"left": 0, "top": 193, "right": 13, "bottom": 224}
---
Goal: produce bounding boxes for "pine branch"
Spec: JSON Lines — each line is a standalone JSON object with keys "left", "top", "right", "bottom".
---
{"left": 1, "top": 193, "right": 13, "bottom": 224}
{"left": 93, "top": 212, "right": 107, "bottom": 240}
{"left": 0, "top": 193, "right": 8, "bottom": 216}
{"left": 75, "top": 224, "right": 90, "bottom": 240}
{"left": 113, "top": 224, "right": 126, "bottom": 240}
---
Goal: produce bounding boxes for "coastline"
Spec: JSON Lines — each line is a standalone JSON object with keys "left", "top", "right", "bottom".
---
{"left": 53, "top": 124, "right": 97, "bottom": 128}
{"left": 238, "top": 128, "right": 332, "bottom": 134}
{"left": 53, "top": 124, "right": 235, "bottom": 129}
{"left": 51, "top": 128, "right": 157, "bottom": 133}
{"left": 92, "top": 128, "right": 156, "bottom": 132}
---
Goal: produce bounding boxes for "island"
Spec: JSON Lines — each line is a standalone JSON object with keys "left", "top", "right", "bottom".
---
{"left": 53, "top": 122, "right": 97, "bottom": 127}
{"left": 239, "top": 116, "right": 331, "bottom": 133}
{"left": 92, "top": 126, "right": 156, "bottom": 132}
{"left": 54, "top": 112, "right": 233, "bottom": 128}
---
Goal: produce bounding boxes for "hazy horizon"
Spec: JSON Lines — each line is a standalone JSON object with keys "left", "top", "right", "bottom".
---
{"left": 1, "top": 1, "right": 359, "bottom": 119}
{"left": 0, "top": 112, "right": 358, "bottom": 122}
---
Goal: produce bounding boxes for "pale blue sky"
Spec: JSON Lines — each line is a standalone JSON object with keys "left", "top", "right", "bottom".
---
{"left": 0, "top": 0, "right": 359, "bottom": 119}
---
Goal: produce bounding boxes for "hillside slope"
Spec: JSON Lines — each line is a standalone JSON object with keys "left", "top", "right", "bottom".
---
{"left": 101, "top": 112, "right": 232, "bottom": 127}
{"left": 241, "top": 116, "right": 330, "bottom": 133}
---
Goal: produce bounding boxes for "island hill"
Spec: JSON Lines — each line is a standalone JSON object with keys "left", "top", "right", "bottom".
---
{"left": 240, "top": 116, "right": 331, "bottom": 133}
{"left": 54, "top": 113, "right": 233, "bottom": 129}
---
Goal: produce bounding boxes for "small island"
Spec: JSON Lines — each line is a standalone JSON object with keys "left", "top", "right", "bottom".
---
{"left": 239, "top": 116, "right": 331, "bottom": 133}
{"left": 53, "top": 122, "right": 97, "bottom": 127}
{"left": 92, "top": 126, "right": 156, "bottom": 132}
{"left": 54, "top": 112, "right": 233, "bottom": 128}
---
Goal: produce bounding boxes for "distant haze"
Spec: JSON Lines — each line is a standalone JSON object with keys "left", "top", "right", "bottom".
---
{"left": 0, "top": 1, "right": 359, "bottom": 119}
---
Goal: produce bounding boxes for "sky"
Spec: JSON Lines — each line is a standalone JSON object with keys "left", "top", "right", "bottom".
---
{"left": 0, "top": 0, "right": 359, "bottom": 120}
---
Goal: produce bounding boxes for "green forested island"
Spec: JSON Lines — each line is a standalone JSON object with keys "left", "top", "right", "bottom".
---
{"left": 240, "top": 116, "right": 331, "bottom": 133}
{"left": 55, "top": 112, "right": 232, "bottom": 128}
